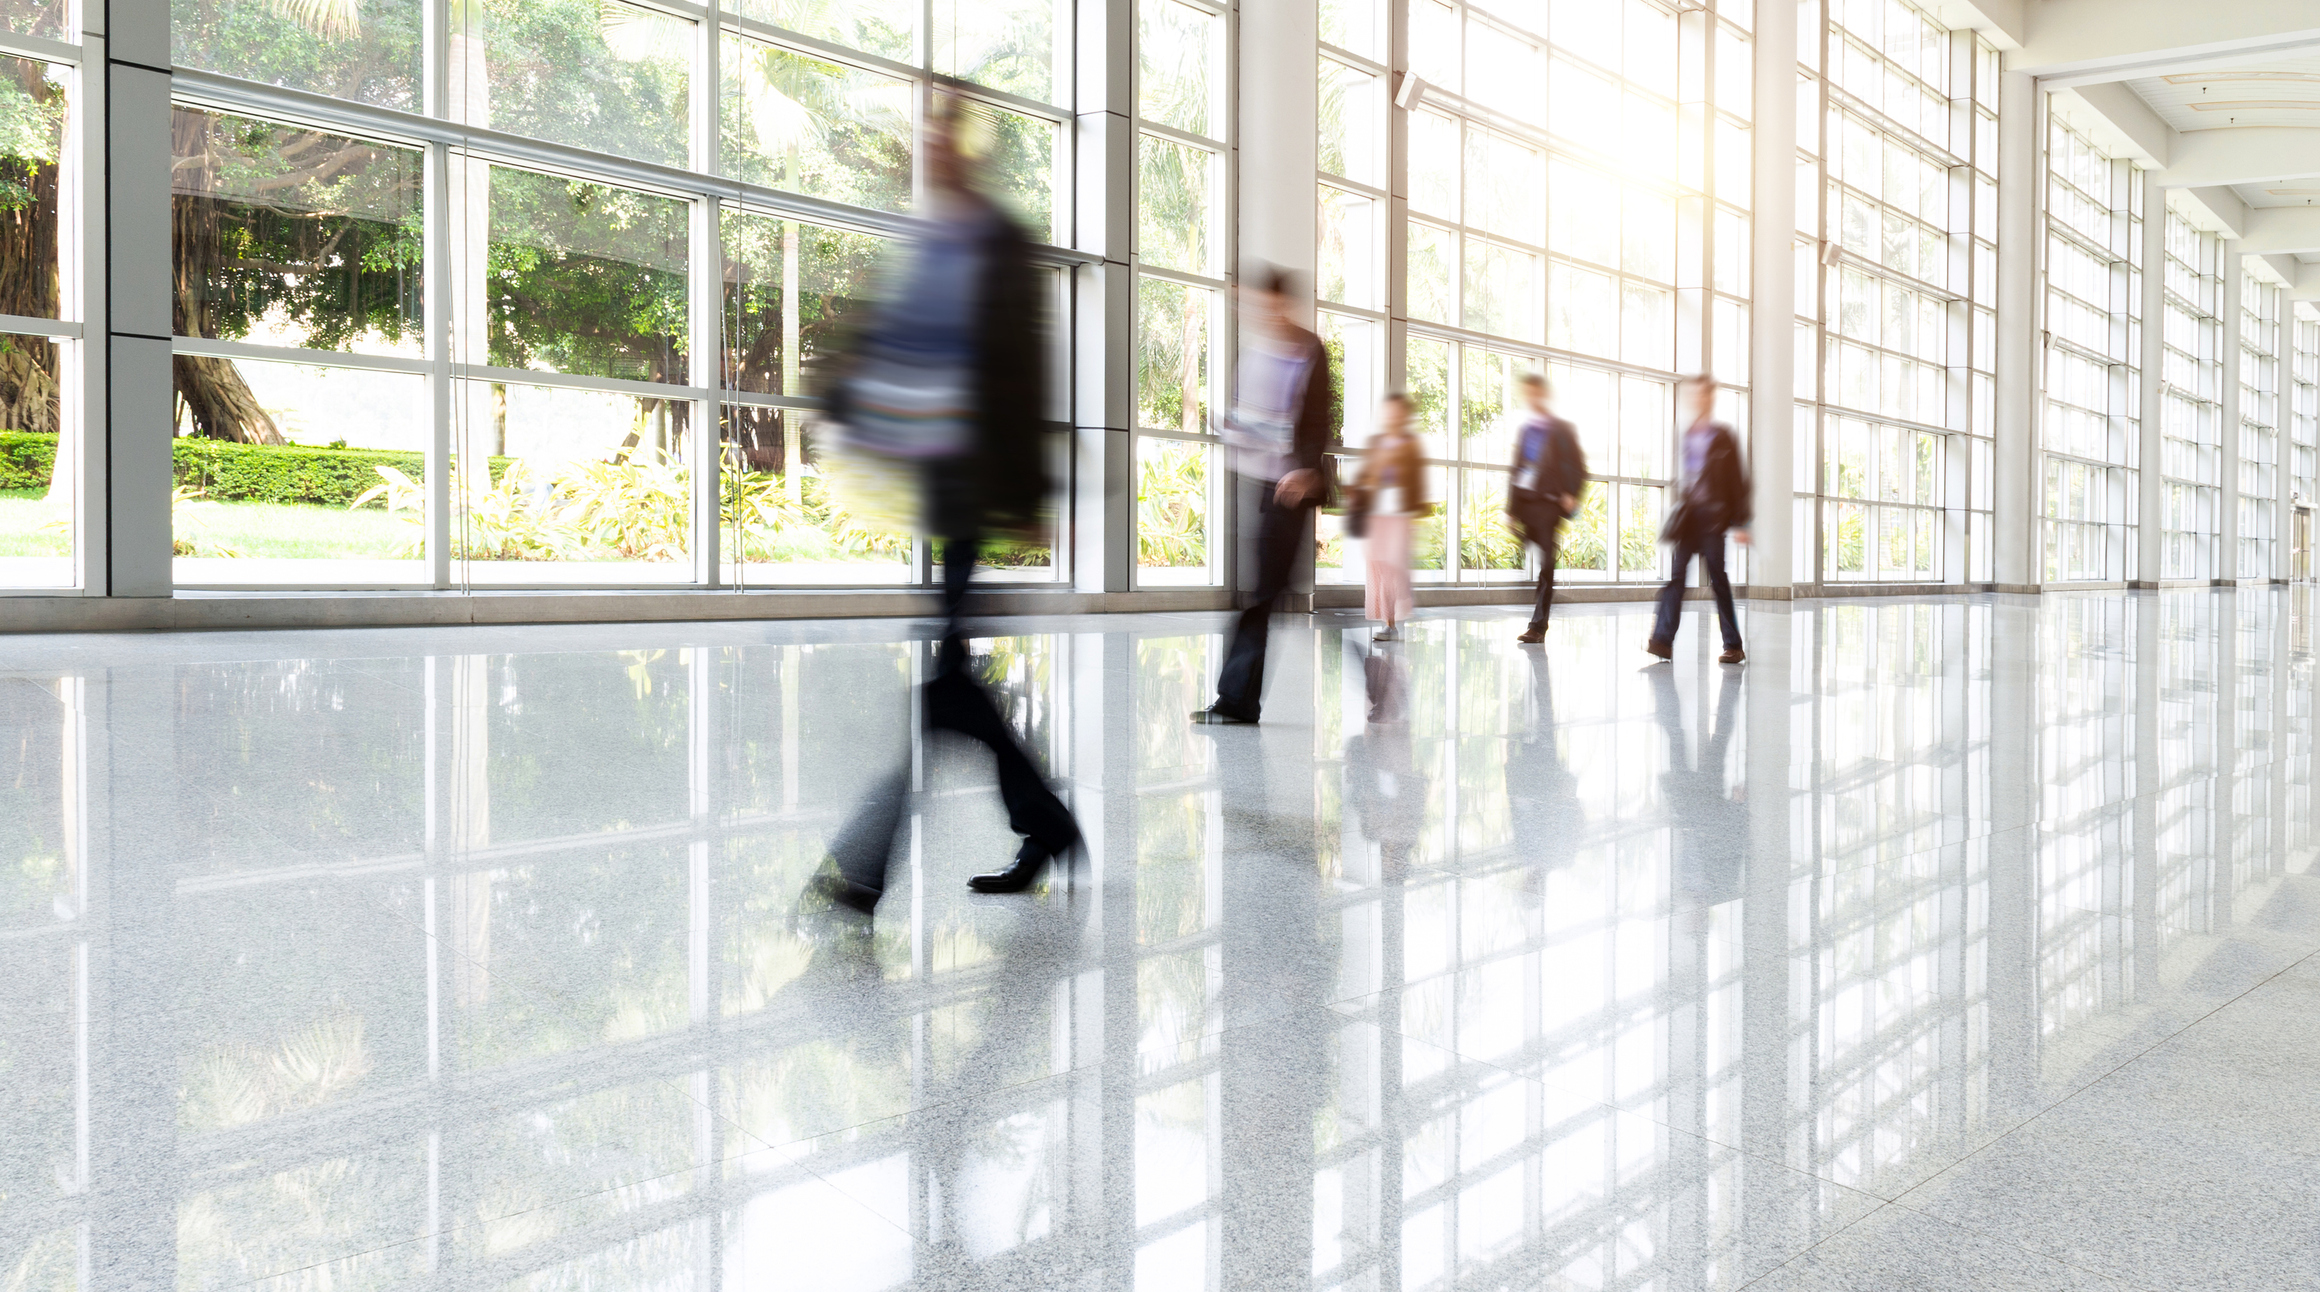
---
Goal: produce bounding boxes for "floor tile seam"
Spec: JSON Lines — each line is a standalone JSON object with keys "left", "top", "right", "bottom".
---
{"left": 1869, "top": 1193, "right": 2170, "bottom": 1292}
{"left": 1726, "top": 1199, "right": 1903, "bottom": 1292}
{"left": 1876, "top": 964, "right": 2301, "bottom": 1223}
{"left": 1299, "top": 998, "right": 1908, "bottom": 1209}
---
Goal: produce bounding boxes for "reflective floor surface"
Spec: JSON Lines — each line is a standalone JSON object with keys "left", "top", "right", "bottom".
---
{"left": 4, "top": 588, "right": 2319, "bottom": 1291}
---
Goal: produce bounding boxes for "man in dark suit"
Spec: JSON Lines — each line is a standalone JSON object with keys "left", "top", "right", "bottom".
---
{"left": 1192, "top": 268, "right": 1334, "bottom": 725}
{"left": 1650, "top": 373, "right": 1751, "bottom": 665}
{"left": 1507, "top": 373, "right": 1586, "bottom": 645}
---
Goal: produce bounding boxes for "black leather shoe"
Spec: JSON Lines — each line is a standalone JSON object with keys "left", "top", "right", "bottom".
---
{"left": 1190, "top": 705, "right": 1257, "bottom": 725}
{"left": 968, "top": 835, "right": 1074, "bottom": 894}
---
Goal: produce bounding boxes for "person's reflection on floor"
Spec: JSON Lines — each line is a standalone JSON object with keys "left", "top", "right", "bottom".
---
{"left": 1346, "top": 641, "right": 1421, "bottom": 884}
{"left": 1650, "top": 664, "right": 1748, "bottom": 909}
{"left": 1509, "top": 648, "right": 1581, "bottom": 903}
{"left": 767, "top": 889, "right": 1092, "bottom": 1287}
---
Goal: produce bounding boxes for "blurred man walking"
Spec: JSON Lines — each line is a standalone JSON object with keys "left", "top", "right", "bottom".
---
{"left": 1648, "top": 373, "right": 1750, "bottom": 665}
{"left": 1506, "top": 373, "right": 1586, "bottom": 645}
{"left": 810, "top": 100, "right": 1078, "bottom": 905}
{"left": 1192, "top": 269, "right": 1333, "bottom": 725}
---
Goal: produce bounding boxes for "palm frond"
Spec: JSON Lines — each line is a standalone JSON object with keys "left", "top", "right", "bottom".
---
{"left": 598, "top": 0, "right": 693, "bottom": 64}
{"left": 269, "top": 0, "right": 363, "bottom": 41}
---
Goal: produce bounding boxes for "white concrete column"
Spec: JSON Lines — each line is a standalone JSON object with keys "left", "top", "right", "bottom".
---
{"left": 1748, "top": 0, "right": 1796, "bottom": 598}
{"left": 1073, "top": 0, "right": 1134, "bottom": 594}
{"left": 2135, "top": 170, "right": 2165, "bottom": 587}
{"left": 2219, "top": 245, "right": 2242, "bottom": 581}
{"left": 1236, "top": 0, "right": 1318, "bottom": 598}
{"left": 1237, "top": 0, "right": 1318, "bottom": 316}
{"left": 102, "top": 0, "right": 173, "bottom": 597}
{"left": 1991, "top": 70, "right": 2042, "bottom": 593}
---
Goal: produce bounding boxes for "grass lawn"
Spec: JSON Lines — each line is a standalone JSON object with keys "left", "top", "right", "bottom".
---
{"left": 181, "top": 498, "right": 414, "bottom": 559}
{"left": 0, "top": 489, "right": 69, "bottom": 557}
{"left": 5, "top": 490, "right": 420, "bottom": 561}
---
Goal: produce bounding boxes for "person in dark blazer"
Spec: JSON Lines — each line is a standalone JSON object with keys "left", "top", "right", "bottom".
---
{"left": 1649, "top": 373, "right": 1751, "bottom": 664}
{"left": 807, "top": 101, "right": 1078, "bottom": 903}
{"left": 1505, "top": 373, "right": 1587, "bottom": 645}
{"left": 1192, "top": 267, "right": 1334, "bottom": 724}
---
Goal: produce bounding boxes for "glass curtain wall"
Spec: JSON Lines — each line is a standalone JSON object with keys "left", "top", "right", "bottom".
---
{"left": 2159, "top": 209, "right": 2223, "bottom": 583}
{"left": 1315, "top": 0, "right": 1389, "bottom": 585}
{"left": 2295, "top": 307, "right": 2319, "bottom": 580}
{"left": 2039, "top": 117, "right": 2139, "bottom": 584}
{"left": 1798, "top": 0, "right": 1999, "bottom": 586}
{"left": 0, "top": 35, "right": 78, "bottom": 590}
{"left": 1133, "top": 0, "right": 1227, "bottom": 588}
{"left": 1390, "top": 0, "right": 1751, "bottom": 592}
{"left": 168, "top": 0, "right": 1072, "bottom": 590}
{"left": 2236, "top": 272, "right": 2279, "bottom": 580}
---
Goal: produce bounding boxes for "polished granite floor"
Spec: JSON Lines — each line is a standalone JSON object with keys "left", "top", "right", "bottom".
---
{"left": 4, "top": 588, "right": 2318, "bottom": 1292}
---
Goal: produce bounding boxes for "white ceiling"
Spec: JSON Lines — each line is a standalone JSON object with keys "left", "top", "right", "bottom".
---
{"left": 2127, "top": 60, "right": 2320, "bottom": 134}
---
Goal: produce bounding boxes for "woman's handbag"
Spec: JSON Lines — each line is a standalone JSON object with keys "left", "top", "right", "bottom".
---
{"left": 1344, "top": 484, "right": 1371, "bottom": 539}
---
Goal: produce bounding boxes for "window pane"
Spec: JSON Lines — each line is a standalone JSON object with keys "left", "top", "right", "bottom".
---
{"left": 1137, "top": 276, "right": 1210, "bottom": 435}
{"left": 174, "top": 0, "right": 423, "bottom": 111}
{"left": 1620, "top": 374, "right": 1667, "bottom": 479}
{"left": 1316, "top": 187, "right": 1377, "bottom": 311}
{"left": 1318, "top": 56, "right": 1379, "bottom": 185}
{"left": 1622, "top": 282, "right": 1673, "bottom": 371}
{"left": 1136, "top": 436, "right": 1212, "bottom": 583}
{"left": 1406, "top": 223, "right": 1454, "bottom": 326}
{"left": 1409, "top": 0, "right": 1460, "bottom": 94}
{"left": 1140, "top": 0, "right": 1216, "bottom": 135}
{"left": 1138, "top": 135, "right": 1211, "bottom": 274}
{"left": 1624, "top": 184, "right": 1676, "bottom": 283}
{"left": 935, "top": 0, "right": 1066, "bottom": 105}
{"left": 455, "top": 381, "right": 695, "bottom": 583}
{"left": 721, "top": 36, "right": 913, "bottom": 214}
{"left": 171, "top": 358, "right": 427, "bottom": 585}
{"left": 1320, "top": 311, "right": 1379, "bottom": 443}
{"left": 0, "top": 336, "right": 68, "bottom": 587}
{"left": 488, "top": 169, "right": 689, "bottom": 385}
{"left": 1460, "top": 347, "right": 1511, "bottom": 462}
{"left": 1618, "top": 483, "right": 1661, "bottom": 579}
{"left": 1465, "top": 130, "right": 1544, "bottom": 246}
{"left": 1550, "top": 58, "right": 1619, "bottom": 156}
{"left": 171, "top": 107, "right": 424, "bottom": 358}
{"left": 1552, "top": 360, "right": 1614, "bottom": 472}
{"left": 721, "top": 407, "right": 913, "bottom": 585}
{"left": 1549, "top": 262, "right": 1615, "bottom": 359}
{"left": 1409, "top": 111, "right": 1461, "bottom": 221}
{"left": 721, "top": 209, "right": 886, "bottom": 399}
{"left": 471, "top": 0, "right": 691, "bottom": 168}
{"left": 1558, "top": 483, "right": 1609, "bottom": 573}
{"left": 1407, "top": 335, "right": 1451, "bottom": 460}
{"left": 1460, "top": 470, "right": 1525, "bottom": 573}
{"left": 964, "top": 101, "right": 1060, "bottom": 243}
{"left": 730, "top": 0, "right": 914, "bottom": 63}
{"left": 1548, "top": 160, "right": 1617, "bottom": 269}
{"left": 1467, "top": 22, "right": 1544, "bottom": 126}
{"left": 0, "top": 55, "right": 66, "bottom": 586}
{"left": 1463, "top": 241, "right": 1540, "bottom": 343}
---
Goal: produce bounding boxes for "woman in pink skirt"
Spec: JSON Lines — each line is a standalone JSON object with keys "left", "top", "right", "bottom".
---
{"left": 1356, "top": 394, "right": 1426, "bottom": 641}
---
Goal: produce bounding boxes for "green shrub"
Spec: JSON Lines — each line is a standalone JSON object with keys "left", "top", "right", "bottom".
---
{"left": 0, "top": 431, "right": 58, "bottom": 490}
{"left": 3, "top": 432, "right": 522, "bottom": 508}
{"left": 173, "top": 439, "right": 521, "bottom": 508}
